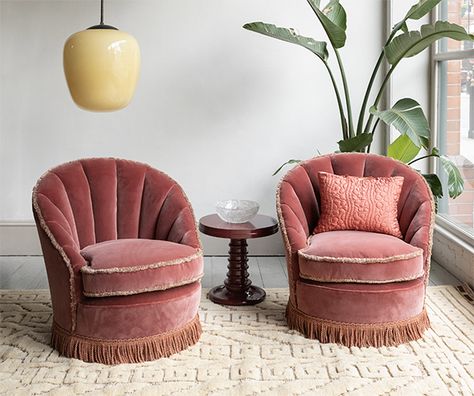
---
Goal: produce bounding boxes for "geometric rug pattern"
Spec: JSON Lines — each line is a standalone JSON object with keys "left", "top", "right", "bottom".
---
{"left": 0, "top": 286, "right": 473, "bottom": 395}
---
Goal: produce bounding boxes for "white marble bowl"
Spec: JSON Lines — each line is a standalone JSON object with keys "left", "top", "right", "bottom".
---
{"left": 216, "top": 199, "right": 259, "bottom": 223}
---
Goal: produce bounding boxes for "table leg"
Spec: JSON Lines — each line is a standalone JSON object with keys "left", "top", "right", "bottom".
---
{"left": 207, "top": 239, "right": 266, "bottom": 306}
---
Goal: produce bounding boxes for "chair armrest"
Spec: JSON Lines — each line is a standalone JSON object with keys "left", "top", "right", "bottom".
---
{"left": 154, "top": 185, "right": 202, "bottom": 250}
{"left": 277, "top": 166, "right": 319, "bottom": 304}
{"left": 33, "top": 193, "right": 86, "bottom": 272}
{"left": 34, "top": 210, "right": 87, "bottom": 332}
{"left": 43, "top": 222, "right": 87, "bottom": 272}
{"left": 277, "top": 199, "right": 309, "bottom": 254}
{"left": 403, "top": 200, "right": 435, "bottom": 281}
{"left": 277, "top": 166, "right": 319, "bottom": 253}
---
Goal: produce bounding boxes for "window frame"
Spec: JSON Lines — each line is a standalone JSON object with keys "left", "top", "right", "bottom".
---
{"left": 430, "top": 3, "right": 474, "bottom": 244}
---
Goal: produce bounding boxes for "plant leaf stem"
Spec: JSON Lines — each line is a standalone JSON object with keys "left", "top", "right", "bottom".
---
{"left": 324, "top": 61, "right": 348, "bottom": 139}
{"left": 364, "top": 29, "right": 468, "bottom": 134}
{"left": 408, "top": 153, "right": 438, "bottom": 165}
{"left": 334, "top": 49, "right": 354, "bottom": 137}
{"left": 356, "top": 28, "right": 399, "bottom": 135}
{"left": 366, "top": 118, "right": 381, "bottom": 153}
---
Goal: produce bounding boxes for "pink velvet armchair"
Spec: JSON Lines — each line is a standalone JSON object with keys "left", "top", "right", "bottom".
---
{"left": 33, "top": 158, "right": 203, "bottom": 364}
{"left": 277, "top": 153, "right": 435, "bottom": 347}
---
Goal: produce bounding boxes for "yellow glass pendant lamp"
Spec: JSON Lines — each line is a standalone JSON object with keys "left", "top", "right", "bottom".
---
{"left": 63, "top": 0, "right": 140, "bottom": 112}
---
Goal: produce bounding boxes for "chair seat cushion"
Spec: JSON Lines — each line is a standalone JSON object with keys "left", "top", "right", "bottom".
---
{"left": 80, "top": 239, "right": 203, "bottom": 297}
{"left": 298, "top": 231, "right": 424, "bottom": 283}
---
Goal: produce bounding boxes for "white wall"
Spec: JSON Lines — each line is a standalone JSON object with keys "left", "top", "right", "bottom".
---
{"left": 1, "top": 0, "right": 390, "bottom": 254}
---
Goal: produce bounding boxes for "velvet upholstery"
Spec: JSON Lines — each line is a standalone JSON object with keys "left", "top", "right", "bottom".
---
{"left": 295, "top": 278, "right": 425, "bottom": 324}
{"left": 277, "top": 153, "right": 435, "bottom": 347}
{"left": 76, "top": 282, "right": 201, "bottom": 339}
{"left": 81, "top": 239, "right": 203, "bottom": 297}
{"left": 33, "top": 158, "right": 203, "bottom": 364}
{"left": 299, "top": 231, "right": 424, "bottom": 283}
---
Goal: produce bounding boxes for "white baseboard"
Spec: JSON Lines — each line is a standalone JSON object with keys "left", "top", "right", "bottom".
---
{"left": 0, "top": 222, "right": 42, "bottom": 255}
{"left": 0, "top": 222, "right": 285, "bottom": 256}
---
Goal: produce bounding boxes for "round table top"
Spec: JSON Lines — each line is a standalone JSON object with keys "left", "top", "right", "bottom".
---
{"left": 199, "top": 214, "right": 279, "bottom": 239}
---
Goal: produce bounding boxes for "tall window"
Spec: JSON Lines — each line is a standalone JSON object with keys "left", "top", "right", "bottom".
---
{"left": 434, "top": 0, "right": 474, "bottom": 237}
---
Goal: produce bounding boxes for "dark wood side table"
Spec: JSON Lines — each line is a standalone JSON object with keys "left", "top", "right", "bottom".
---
{"left": 199, "top": 214, "right": 279, "bottom": 306}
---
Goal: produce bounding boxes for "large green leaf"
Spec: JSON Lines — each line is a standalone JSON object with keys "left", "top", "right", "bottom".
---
{"left": 387, "top": 134, "right": 421, "bottom": 163}
{"left": 243, "top": 22, "right": 328, "bottom": 61}
{"left": 370, "top": 98, "right": 430, "bottom": 149}
{"left": 306, "top": 0, "right": 347, "bottom": 48}
{"left": 439, "top": 155, "right": 464, "bottom": 198}
{"left": 405, "top": 0, "right": 443, "bottom": 20}
{"left": 338, "top": 133, "right": 373, "bottom": 152}
{"left": 422, "top": 173, "right": 443, "bottom": 198}
{"left": 323, "top": 0, "right": 347, "bottom": 31}
{"left": 390, "top": 1, "right": 442, "bottom": 44}
{"left": 422, "top": 173, "right": 443, "bottom": 211}
{"left": 407, "top": 147, "right": 464, "bottom": 199}
{"left": 385, "top": 21, "right": 474, "bottom": 65}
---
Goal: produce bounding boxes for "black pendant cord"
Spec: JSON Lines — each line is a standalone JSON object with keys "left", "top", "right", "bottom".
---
{"left": 87, "top": 0, "right": 118, "bottom": 30}
{"left": 100, "top": 0, "right": 104, "bottom": 25}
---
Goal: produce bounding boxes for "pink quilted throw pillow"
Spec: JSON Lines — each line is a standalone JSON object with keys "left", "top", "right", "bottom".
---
{"left": 314, "top": 172, "right": 404, "bottom": 238}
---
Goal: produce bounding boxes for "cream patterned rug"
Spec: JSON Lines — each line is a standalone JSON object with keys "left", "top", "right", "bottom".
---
{"left": 0, "top": 287, "right": 473, "bottom": 396}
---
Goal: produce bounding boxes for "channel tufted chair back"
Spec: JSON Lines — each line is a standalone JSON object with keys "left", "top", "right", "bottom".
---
{"left": 277, "top": 153, "right": 435, "bottom": 347}
{"left": 33, "top": 158, "right": 203, "bottom": 364}
{"left": 34, "top": 157, "right": 201, "bottom": 249}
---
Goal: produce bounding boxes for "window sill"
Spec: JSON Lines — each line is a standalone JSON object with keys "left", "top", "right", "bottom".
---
{"left": 435, "top": 215, "right": 474, "bottom": 247}
{"left": 432, "top": 216, "right": 474, "bottom": 286}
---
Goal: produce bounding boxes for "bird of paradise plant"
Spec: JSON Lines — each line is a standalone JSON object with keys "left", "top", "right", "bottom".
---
{"left": 244, "top": 0, "right": 472, "bottom": 202}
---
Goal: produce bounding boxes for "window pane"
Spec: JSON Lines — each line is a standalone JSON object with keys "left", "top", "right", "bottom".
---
{"left": 438, "top": 0, "right": 474, "bottom": 53}
{"left": 437, "top": 59, "right": 474, "bottom": 236}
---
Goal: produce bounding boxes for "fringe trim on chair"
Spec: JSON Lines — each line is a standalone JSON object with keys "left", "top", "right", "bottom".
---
{"left": 286, "top": 302, "right": 430, "bottom": 348}
{"left": 51, "top": 314, "right": 202, "bottom": 365}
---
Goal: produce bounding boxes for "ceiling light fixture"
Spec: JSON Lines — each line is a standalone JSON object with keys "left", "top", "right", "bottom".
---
{"left": 63, "top": 0, "right": 140, "bottom": 112}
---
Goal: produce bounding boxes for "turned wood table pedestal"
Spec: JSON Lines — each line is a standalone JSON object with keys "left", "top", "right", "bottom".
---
{"left": 199, "top": 214, "right": 279, "bottom": 306}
